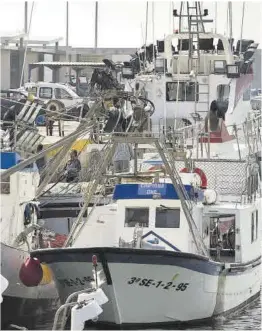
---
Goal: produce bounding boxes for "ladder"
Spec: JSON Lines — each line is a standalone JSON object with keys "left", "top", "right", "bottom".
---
{"left": 187, "top": 2, "right": 207, "bottom": 116}
{"left": 175, "top": 2, "right": 213, "bottom": 116}
{"left": 187, "top": 2, "right": 204, "bottom": 75}
{"left": 195, "top": 76, "right": 210, "bottom": 115}
{"left": 65, "top": 133, "right": 209, "bottom": 257}
{"left": 3, "top": 100, "right": 45, "bottom": 153}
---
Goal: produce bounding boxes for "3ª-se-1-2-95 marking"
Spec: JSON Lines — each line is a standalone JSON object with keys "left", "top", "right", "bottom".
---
{"left": 127, "top": 277, "right": 189, "bottom": 291}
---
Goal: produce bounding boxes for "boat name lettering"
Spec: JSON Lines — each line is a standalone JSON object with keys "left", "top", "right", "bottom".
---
{"left": 146, "top": 189, "right": 158, "bottom": 195}
{"left": 127, "top": 277, "right": 189, "bottom": 291}
{"left": 57, "top": 276, "right": 94, "bottom": 288}
{"left": 139, "top": 184, "right": 165, "bottom": 189}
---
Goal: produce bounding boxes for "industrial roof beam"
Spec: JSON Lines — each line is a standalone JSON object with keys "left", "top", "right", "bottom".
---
{"left": 0, "top": 33, "right": 27, "bottom": 44}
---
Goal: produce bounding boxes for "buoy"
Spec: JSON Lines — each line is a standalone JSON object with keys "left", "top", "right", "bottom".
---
{"left": 19, "top": 257, "right": 43, "bottom": 287}
{"left": 180, "top": 167, "right": 208, "bottom": 189}
{"left": 92, "top": 255, "right": 98, "bottom": 267}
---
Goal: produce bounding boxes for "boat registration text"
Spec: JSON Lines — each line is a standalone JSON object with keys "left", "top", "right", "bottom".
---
{"left": 127, "top": 277, "right": 189, "bottom": 291}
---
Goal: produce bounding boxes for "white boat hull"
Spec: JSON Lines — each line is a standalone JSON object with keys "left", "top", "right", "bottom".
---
{"left": 214, "top": 261, "right": 261, "bottom": 315}
{"left": 32, "top": 247, "right": 235, "bottom": 327}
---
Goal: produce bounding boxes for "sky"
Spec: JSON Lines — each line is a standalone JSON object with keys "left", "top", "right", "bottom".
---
{"left": 0, "top": 0, "right": 261, "bottom": 48}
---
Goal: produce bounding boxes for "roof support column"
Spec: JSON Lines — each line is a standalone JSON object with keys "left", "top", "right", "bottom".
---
{"left": 52, "top": 41, "right": 60, "bottom": 82}
{"left": 38, "top": 53, "right": 44, "bottom": 81}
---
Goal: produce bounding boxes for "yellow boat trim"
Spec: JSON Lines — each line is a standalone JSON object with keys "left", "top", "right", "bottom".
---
{"left": 39, "top": 263, "right": 53, "bottom": 285}
{"left": 43, "top": 139, "right": 92, "bottom": 158}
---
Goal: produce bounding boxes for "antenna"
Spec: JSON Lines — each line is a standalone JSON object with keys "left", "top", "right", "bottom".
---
{"left": 66, "top": 1, "right": 69, "bottom": 62}
{"left": 95, "top": 2, "right": 98, "bottom": 48}
{"left": 24, "top": 1, "right": 28, "bottom": 34}
{"left": 228, "top": 2, "right": 233, "bottom": 51}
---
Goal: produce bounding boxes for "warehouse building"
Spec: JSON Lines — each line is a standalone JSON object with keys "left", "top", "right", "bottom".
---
{"left": 0, "top": 35, "right": 136, "bottom": 89}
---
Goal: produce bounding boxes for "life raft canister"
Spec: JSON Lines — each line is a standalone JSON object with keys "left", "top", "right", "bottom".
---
{"left": 180, "top": 167, "right": 208, "bottom": 189}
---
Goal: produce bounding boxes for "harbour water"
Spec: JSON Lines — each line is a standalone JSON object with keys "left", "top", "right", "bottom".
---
{"left": 27, "top": 294, "right": 261, "bottom": 330}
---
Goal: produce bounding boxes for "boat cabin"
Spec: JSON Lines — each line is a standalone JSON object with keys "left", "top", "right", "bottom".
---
{"left": 74, "top": 170, "right": 261, "bottom": 266}
{"left": 129, "top": 34, "right": 256, "bottom": 131}
{"left": 74, "top": 175, "right": 204, "bottom": 253}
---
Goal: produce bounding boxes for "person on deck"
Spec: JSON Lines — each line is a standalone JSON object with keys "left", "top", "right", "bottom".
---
{"left": 64, "top": 149, "right": 81, "bottom": 182}
{"left": 113, "top": 143, "right": 133, "bottom": 173}
{"left": 35, "top": 144, "right": 46, "bottom": 173}
{"left": 35, "top": 144, "right": 46, "bottom": 184}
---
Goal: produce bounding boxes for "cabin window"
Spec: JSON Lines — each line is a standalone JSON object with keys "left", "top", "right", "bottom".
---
{"left": 251, "top": 212, "right": 255, "bottom": 243}
{"left": 0, "top": 177, "right": 10, "bottom": 194}
{"left": 251, "top": 210, "right": 259, "bottom": 242}
{"left": 155, "top": 207, "right": 180, "bottom": 228}
{"left": 39, "top": 87, "right": 52, "bottom": 99}
{"left": 255, "top": 210, "right": 258, "bottom": 240}
{"left": 125, "top": 207, "right": 149, "bottom": 227}
{"left": 38, "top": 218, "right": 74, "bottom": 235}
{"left": 210, "top": 215, "right": 235, "bottom": 251}
{"left": 55, "top": 88, "right": 72, "bottom": 99}
{"left": 166, "top": 82, "right": 199, "bottom": 102}
{"left": 217, "top": 85, "right": 230, "bottom": 102}
{"left": 247, "top": 174, "right": 259, "bottom": 196}
{"left": 27, "top": 86, "right": 37, "bottom": 96}
{"left": 243, "top": 88, "right": 250, "bottom": 101}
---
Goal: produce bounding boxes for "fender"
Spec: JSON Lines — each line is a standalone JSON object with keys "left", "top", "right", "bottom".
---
{"left": 180, "top": 167, "right": 207, "bottom": 189}
{"left": 24, "top": 203, "right": 33, "bottom": 226}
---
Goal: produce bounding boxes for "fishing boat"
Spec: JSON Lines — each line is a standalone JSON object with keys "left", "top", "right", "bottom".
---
{"left": 121, "top": 1, "right": 259, "bottom": 135}
{"left": 0, "top": 118, "right": 59, "bottom": 328}
{"left": 24, "top": 126, "right": 261, "bottom": 327}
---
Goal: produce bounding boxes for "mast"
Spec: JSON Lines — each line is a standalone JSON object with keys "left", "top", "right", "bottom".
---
{"left": 214, "top": 2, "right": 217, "bottom": 33}
{"left": 239, "top": 2, "right": 245, "bottom": 55}
{"left": 228, "top": 2, "right": 233, "bottom": 50}
{"left": 95, "top": 1, "right": 98, "bottom": 48}
{"left": 144, "top": 2, "right": 149, "bottom": 70}
{"left": 24, "top": 2, "right": 28, "bottom": 34}
{"left": 66, "top": 1, "right": 69, "bottom": 62}
{"left": 152, "top": 2, "right": 155, "bottom": 68}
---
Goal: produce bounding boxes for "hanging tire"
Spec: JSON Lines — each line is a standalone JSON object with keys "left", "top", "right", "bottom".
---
{"left": 45, "top": 100, "right": 64, "bottom": 120}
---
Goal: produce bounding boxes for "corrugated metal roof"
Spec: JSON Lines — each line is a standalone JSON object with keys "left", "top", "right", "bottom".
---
{"left": 30, "top": 61, "right": 105, "bottom": 67}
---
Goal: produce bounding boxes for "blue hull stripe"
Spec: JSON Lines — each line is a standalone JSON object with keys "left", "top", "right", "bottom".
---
{"left": 31, "top": 247, "right": 222, "bottom": 276}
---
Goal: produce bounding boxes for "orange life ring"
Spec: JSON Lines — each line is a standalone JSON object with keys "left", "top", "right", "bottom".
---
{"left": 180, "top": 167, "right": 207, "bottom": 189}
